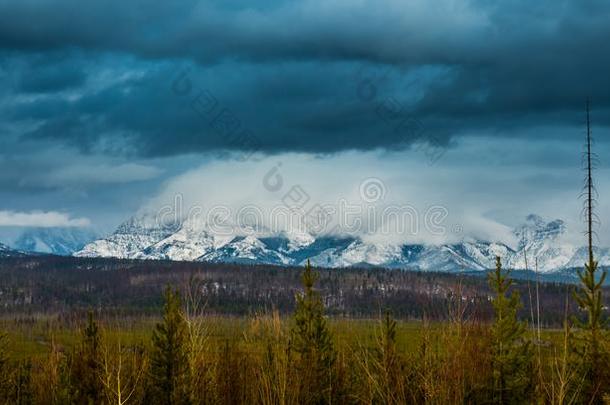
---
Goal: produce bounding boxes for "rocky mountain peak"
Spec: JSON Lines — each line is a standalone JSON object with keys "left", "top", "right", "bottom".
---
{"left": 72, "top": 213, "right": 608, "bottom": 273}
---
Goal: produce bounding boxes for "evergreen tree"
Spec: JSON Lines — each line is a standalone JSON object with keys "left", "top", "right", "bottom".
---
{"left": 573, "top": 100, "right": 609, "bottom": 403}
{"left": 488, "top": 257, "right": 532, "bottom": 404}
{"left": 374, "top": 310, "right": 405, "bottom": 403}
{"left": 149, "top": 286, "right": 191, "bottom": 405}
{"left": 574, "top": 256, "right": 608, "bottom": 403}
{"left": 70, "top": 310, "right": 103, "bottom": 405}
{"left": 289, "top": 260, "right": 337, "bottom": 404}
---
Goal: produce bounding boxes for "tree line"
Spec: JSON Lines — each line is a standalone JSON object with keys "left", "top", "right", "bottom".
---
{"left": 0, "top": 255, "right": 597, "bottom": 326}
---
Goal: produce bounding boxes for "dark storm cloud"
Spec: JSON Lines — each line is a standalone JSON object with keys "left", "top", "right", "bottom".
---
{"left": 0, "top": 0, "right": 609, "bottom": 157}
{"left": 8, "top": 61, "right": 436, "bottom": 156}
{"left": 17, "top": 60, "right": 86, "bottom": 94}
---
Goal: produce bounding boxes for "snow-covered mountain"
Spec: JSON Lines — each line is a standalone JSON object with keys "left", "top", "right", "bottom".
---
{"left": 75, "top": 213, "right": 609, "bottom": 273}
{"left": 10, "top": 227, "right": 98, "bottom": 256}
{"left": 0, "top": 242, "right": 26, "bottom": 258}
{"left": 76, "top": 215, "right": 172, "bottom": 259}
{"left": 0, "top": 243, "right": 12, "bottom": 256}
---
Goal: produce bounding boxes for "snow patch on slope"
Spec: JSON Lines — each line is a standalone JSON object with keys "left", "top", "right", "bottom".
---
{"left": 75, "top": 213, "right": 607, "bottom": 273}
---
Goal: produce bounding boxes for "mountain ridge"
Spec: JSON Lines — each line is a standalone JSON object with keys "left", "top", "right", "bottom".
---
{"left": 74, "top": 213, "right": 610, "bottom": 273}
{"left": 0, "top": 242, "right": 27, "bottom": 258}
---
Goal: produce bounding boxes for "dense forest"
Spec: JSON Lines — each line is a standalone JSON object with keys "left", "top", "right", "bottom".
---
{"left": 0, "top": 255, "right": 599, "bottom": 325}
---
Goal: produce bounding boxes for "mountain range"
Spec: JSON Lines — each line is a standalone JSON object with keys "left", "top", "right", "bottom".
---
{"left": 0, "top": 227, "right": 98, "bottom": 256}
{"left": 74, "top": 213, "right": 609, "bottom": 273}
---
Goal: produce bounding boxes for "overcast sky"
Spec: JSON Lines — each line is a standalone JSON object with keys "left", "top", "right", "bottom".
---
{"left": 1, "top": 0, "right": 609, "bottom": 244}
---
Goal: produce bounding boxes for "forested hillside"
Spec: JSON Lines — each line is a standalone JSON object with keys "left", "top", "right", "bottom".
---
{"left": 0, "top": 256, "right": 596, "bottom": 326}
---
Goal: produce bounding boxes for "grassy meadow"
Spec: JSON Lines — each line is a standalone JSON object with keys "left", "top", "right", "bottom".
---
{"left": 0, "top": 260, "right": 606, "bottom": 405}
{"left": 1, "top": 315, "right": 441, "bottom": 360}
{"left": 0, "top": 313, "right": 568, "bottom": 404}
